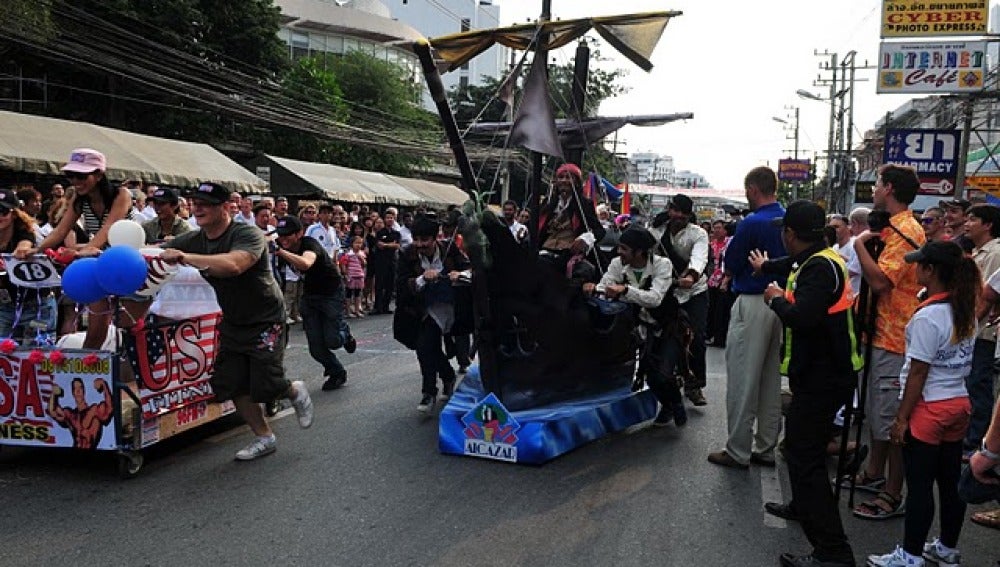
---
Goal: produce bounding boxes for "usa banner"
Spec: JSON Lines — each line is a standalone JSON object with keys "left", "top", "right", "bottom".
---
{"left": 124, "top": 313, "right": 222, "bottom": 419}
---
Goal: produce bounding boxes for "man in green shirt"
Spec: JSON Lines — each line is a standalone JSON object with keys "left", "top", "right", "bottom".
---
{"left": 161, "top": 182, "right": 313, "bottom": 461}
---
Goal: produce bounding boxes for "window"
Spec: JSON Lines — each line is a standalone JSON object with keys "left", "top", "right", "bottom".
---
{"left": 309, "top": 33, "right": 326, "bottom": 56}
{"left": 460, "top": 18, "right": 471, "bottom": 70}
{"left": 291, "top": 31, "right": 309, "bottom": 60}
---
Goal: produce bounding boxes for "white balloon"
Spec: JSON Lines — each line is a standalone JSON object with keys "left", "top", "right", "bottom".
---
{"left": 108, "top": 220, "right": 146, "bottom": 249}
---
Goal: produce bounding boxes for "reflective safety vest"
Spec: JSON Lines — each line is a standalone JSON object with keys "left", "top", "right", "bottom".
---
{"left": 780, "top": 247, "right": 864, "bottom": 375}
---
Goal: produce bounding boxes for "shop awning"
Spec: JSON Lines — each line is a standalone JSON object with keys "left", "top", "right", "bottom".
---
{"left": 0, "top": 110, "right": 267, "bottom": 193}
{"left": 266, "top": 155, "right": 468, "bottom": 206}
{"left": 385, "top": 174, "right": 469, "bottom": 206}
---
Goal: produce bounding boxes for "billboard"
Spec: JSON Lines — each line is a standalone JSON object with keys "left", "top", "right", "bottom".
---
{"left": 878, "top": 41, "right": 986, "bottom": 94}
{"left": 881, "top": 0, "right": 988, "bottom": 38}
{"left": 778, "top": 159, "right": 811, "bottom": 182}
{"left": 883, "top": 128, "right": 960, "bottom": 196}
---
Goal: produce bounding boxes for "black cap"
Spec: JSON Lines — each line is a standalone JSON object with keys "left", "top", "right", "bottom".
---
{"left": 411, "top": 214, "right": 440, "bottom": 239}
{"left": 275, "top": 215, "right": 303, "bottom": 236}
{"left": 904, "top": 239, "right": 963, "bottom": 266}
{"left": 190, "top": 182, "right": 231, "bottom": 205}
{"left": 618, "top": 226, "right": 657, "bottom": 251}
{"left": 940, "top": 198, "right": 972, "bottom": 212}
{"left": 772, "top": 200, "right": 826, "bottom": 237}
{"left": 669, "top": 194, "right": 693, "bottom": 215}
{"left": 148, "top": 187, "right": 179, "bottom": 205}
{"left": 0, "top": 189, "right": 19, "bottom": 211}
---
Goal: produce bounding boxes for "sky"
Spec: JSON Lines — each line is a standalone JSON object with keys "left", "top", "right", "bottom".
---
{"left": 494, "top": 0, "right": 966, "bottom": 189}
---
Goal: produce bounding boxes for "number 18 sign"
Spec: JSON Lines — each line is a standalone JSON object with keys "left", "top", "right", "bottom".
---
{"left": 2, "top": 254, "right": 62, "bottom": 289}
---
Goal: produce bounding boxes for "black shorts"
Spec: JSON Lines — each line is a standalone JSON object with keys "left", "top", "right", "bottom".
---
{"left": 211, "top": 322, "right": 289, "bottom": 403}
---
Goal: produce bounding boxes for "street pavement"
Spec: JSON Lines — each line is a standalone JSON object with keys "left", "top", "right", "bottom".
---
{"left": 1, "top": 313, "right": 997, "bottom": 566}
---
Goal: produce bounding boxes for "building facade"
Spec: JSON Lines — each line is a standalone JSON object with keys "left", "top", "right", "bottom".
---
{"left": 274, "top": 0, "right": 424, "bottom": 81}
{"left": 381, "top": 0, "right": 507, "bottom": 93}
{"left": 629, "top": 151, "right": 675, "bottom": 185}
{"left": 273, "top": 0, "right": 507, "bottom": 106}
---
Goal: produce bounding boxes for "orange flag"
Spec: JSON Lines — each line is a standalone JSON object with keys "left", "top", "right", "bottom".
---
{"left": 620, "top": 182, "right": 630, "bottom": 214}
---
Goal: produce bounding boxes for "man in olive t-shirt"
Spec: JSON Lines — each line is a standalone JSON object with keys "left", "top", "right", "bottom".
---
{"left": 161, "top": 182, "right": 314, "bottom": 462}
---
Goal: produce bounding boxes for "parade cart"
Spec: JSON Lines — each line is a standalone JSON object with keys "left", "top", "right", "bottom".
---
{"left": 0, "top": 250, "right": 233, "bottom": 478}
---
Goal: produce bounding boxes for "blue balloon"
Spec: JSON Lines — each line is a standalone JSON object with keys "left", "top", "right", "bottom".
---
{"left": 96, "top": 246, "right": 149, "bottom": 296}
{"left": 61, "top": 258, "right": 107, "bottom": 304}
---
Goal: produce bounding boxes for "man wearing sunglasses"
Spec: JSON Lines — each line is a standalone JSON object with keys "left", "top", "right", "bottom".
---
{"left": 920, "top": 206, "right": 947, "bottom": 242}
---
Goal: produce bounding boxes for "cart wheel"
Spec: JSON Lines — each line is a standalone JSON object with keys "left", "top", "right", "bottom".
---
{"left": 117, "top": 451, "right": 144, "bottom": 479}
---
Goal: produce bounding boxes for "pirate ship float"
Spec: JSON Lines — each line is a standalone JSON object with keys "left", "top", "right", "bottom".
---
{"left": 408, "top": 7, "right": 691, "bottom": 464}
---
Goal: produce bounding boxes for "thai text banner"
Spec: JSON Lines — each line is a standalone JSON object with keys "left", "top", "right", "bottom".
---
{"left": 0, "top": 350, "right": 116, "bottom": 450}
{"left": 883, "top": 128, "right": 960, "bottom": 196}
{"left": 778, "top": 159, "right": 811, "bottom": 182}
{"left": 878, "top": 41, "right": 985, "bottom": 94}
{"left": 881, "top": 1, "right": 987, "bottom": 38}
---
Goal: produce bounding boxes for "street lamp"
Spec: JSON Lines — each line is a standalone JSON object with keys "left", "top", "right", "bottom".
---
{"left": 798, "top": 87, "right": 849, "bottom": 211}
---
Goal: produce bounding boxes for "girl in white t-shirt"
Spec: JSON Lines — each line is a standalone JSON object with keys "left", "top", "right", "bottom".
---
{"left": 868, "top": 240, "right": 979, "bottom": 567}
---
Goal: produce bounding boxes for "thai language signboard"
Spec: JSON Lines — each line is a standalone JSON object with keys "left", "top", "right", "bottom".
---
{"left": 881, "top": 1, "right": 988, "bottom": 37}
{"left": 0, "top": 350, "right": 116, "bottom": 450}
{"left": 778, "top": 159, "right": 811, "bottom": 182}
{"left": 877, "top": 40, "right": 985, "bottom": 94}
{"left": 883, "top": 128, "right": 960, "bottom": 195}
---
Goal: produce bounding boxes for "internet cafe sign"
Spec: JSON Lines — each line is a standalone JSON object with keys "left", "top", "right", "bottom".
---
{"left": 881, "top": 1, "right": 987, "bottom": 38}
{"left": 878, "top": 41, "right": 985, "bottom": 94}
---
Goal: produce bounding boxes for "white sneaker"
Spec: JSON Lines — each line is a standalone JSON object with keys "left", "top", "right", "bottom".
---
{"left": 922, "top": 538, "right": 961, "bottom": 566}
{"left": 868, "top": 546, "right": 925, "bottom": 567}
{"left": 235, "top": 435, "right": 277, "bottom": 461}
{"left": 290, "top": 381, "right": 314, "bottom": 428}
{"left": 417, "top": 394, "right": 435, "bottom": 414}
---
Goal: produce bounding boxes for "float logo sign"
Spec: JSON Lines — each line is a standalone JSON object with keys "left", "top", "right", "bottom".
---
{"left": 461, "top": 393, "right": 519, "bottom": 462}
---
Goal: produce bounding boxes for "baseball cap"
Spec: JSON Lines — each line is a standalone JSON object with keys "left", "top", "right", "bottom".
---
{"left": 275, "top": 215, "right": 303, "bottom": 236}
{"left": 939, "top": 198, "right": 972, "bottom": 211}
{"left": 0, "top": 189, "right": 20, "bottom": 211}
{"left": 62, "top": 148, "right": 106, "bottom": 174}
{"left": 904, "top": 239, "right": 963, "bottom": 266}
{"left": 772, "top": 200, "right": 826, "bottom": 237}
{"left": 275, "top": 196, "right": 288, "bottom": 203}
{"left": 668, "top": 194, "right": 694, "bottom": 215}
{"left": 148, "top": 187, "right": 179, "bottom": 205}
{"left": 190, "top": 182, "right": 231, "bottom": 205}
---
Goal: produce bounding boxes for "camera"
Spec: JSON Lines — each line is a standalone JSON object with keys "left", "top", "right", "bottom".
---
{"left": 868, "top": 209, "right": 890, "bottom": 232}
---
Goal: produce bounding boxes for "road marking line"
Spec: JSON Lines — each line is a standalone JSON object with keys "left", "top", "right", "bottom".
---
{"left": 761, "top": 461, "right": 788, "bottom": 529}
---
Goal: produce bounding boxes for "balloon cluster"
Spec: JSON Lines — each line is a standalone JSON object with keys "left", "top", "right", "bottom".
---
{"left": 61, "top": 220, "right": 153, "bottom": 304}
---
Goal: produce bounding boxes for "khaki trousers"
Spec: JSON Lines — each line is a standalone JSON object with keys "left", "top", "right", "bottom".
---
{"left": 724, "top": 293, "right": 783, "bottom": 465}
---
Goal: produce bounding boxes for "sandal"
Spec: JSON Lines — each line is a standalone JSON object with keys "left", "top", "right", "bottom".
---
{"left": 832, "top": 470, "right": 885, "bottom": 493}
{"left": 970, "top": 508, "right": 1000, "bottom": 530}
{"left": 853, "top": 491, "right": 905, "bottom": 520}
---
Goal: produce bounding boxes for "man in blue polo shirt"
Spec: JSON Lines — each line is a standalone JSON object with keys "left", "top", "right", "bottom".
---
{"left": 708, "top": 166, "right": 787, "bottom": 469}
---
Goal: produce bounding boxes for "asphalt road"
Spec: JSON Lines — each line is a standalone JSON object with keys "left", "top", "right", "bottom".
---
{"left": 1, "top": 314, "right": 997, "bottom": 566}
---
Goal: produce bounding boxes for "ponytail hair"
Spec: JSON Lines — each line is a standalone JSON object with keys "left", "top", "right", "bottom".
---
{"left": 933, "top": 255, "right": 981, "bottom": 342}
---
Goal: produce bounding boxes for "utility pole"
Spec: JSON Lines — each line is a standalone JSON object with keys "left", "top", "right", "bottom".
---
{"left": 836, "top": 51, "right": 857, "bottom": 214}
{"left": 824, "top": 52, "right": 838, "bottom": 209}
{"left": 773, "top": 106, "right": 800, "bottom": 199}
{"left": 809, "top": 49, "right": 872, "bottom": 213}
{"left": 955, "top": 98, "right": 974, "bottom": 200}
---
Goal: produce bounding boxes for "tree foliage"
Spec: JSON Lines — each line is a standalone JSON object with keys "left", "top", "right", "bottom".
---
{"left": 323, "top": 51, "right": 440, "bottom": 175}
{"left": 1, "top": 1, "right": 440, "bottom": 177}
